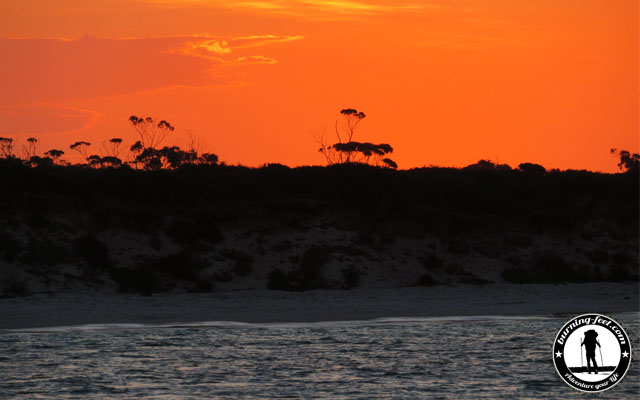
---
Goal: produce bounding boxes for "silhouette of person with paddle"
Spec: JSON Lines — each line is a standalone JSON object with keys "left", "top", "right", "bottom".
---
{"left": 581, "top": 330, "right": 601, "bottom": 374}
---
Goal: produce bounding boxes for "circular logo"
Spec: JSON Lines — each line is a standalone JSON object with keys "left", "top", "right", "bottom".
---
{"left": 553, "top": 314, "right": 632, "bottom": 392}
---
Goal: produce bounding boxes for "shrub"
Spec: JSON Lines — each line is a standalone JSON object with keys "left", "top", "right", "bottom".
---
{"left": 267, "top": 268, "right": 293, "bottom": 291}
{"left": 20, "top": 237, "right": 73, "bottom": 266}
{"left": 142, "top": 249, "right": 208, "bottom": 281}
{"left": 74, "top": 234, "right": 111, "bottom": 269}
{"left": 447, "top": 239, "right": 469, "bottom": 254}
{"left": 418, "top": 253, "right": 444, "bottom": 270}
{"left": 1, "top": 280, "right": 28, "bottom": 298}
{"left": 265, "top": 246, "right": 333, "bottom": 291}
{"left": 415, "top": 272, "right": 439, "bottom": 286}
{"left": 212, "top": 270, "right": 233, "bottom": 282}
{"left": 504, "top": 233, "right": 533, "bottom": 248}
{"left": 502, "top": 251, "right": 578, "bottom": 283}
{"left": 219, "top": 248, "right": 254, "bottom": 276}
{"left": 299, "top": 245, "right": 331, "bottom": 282}
{"left": 585, "top": 249, "right": 608, "bottom": 264}
{"left": 342, "top": 265, "right": 360, "bottom": 289}
{"left": 166, "top": 217, "right": 223, "bottom": 244}
{"left": 189, "top": 278, "right": 214, "bottom": 293}
{"left": 109, "top": 266, "right": 161, "bottom": 295}
{"left": 0, "top": 230, "right": 21, "bottom": 262}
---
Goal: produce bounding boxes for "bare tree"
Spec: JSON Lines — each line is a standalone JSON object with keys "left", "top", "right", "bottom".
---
{"left": 70, "top": 141, "right": 91, "bottom": 161}
{"left": 185, "top": 129, "right": 208, "bottom": 156}
{"left": 101, "top": 138, "right": 123, "bottom": 158}
{"left": 129, "top": 116, "right": 174, "bottom": 149}
{"left": 22, "top": 137, "right": 39, "bottom": 160}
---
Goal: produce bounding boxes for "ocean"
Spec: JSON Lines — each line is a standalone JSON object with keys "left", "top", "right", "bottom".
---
{"left": 1, "top": 314, "right": 637, "bottom": 399}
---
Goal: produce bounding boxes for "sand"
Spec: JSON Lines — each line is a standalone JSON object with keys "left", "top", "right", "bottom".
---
{"left": 0, "top": 282, "right": 637, "bottom": 330}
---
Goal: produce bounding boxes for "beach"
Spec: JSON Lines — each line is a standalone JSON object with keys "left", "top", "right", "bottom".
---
{"left": 1, "top": 283, "right": 637, "bottom": 330}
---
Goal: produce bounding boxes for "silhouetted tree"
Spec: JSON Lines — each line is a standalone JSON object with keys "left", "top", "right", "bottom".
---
{"left": 382, "top": 158, "right": 398, "bottom": 169}
{"left": 129, "top": 116, "right": 174, "bottom": 149}
{"left": 88, "top": 155, "right": 102, "bottom": 168}
{"left": 611, "top": 148, "right": 639, "bottom": 173}
{"left": 26, "top": 155, "right": 53, "bottom": 168}
{"left": 463, "top": 160, "right": 512, "bottom": 171}
{"left": 518, "top": 162, "right": 546, "bottom": 175}
{"left": 44, "top": 149, "right": 64, "bottom": 164}
{"left": 70, "top": 141, "right": 91, "bottom": 161}
{"left": 316, "top": 108, "right": 397, "bottom": 168}
{"left": 99, "top": 156, "right": 123, "bottom": 168}
{"left": 329, "top": 141, "right": 394, "bottom": 166}
{"left": 0, "top": 137, "right": 15, "bottom": 159}
{"left": 134, "top": 146, "right": 215, "bottom": 170}
{"left": 200, "top": 153, "right": 219, "bottom": 165}
{"left": 101, "top": 138, "right": 123, "bottom": 158}
{"left": 21, "top": 137, "right": 39, "bottom": 160}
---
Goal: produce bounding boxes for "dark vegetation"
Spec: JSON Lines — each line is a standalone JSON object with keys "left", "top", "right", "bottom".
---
{"left": 0, "top": 156, "right": 637, "bottom": 295}
{"left": 0, "top": 113, "right": 637, "bottom": 296}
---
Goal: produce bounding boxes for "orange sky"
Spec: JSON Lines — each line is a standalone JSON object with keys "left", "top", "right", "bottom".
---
{"left": 0, "top": 0, "right": 637, "bottom": 171}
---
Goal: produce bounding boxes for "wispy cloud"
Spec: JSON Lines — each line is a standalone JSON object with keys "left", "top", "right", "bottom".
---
{"left": 0, "top": 103, "right": 102, "bottom": 135}
{"left": 177, "top": 34, "right": 303, "bottom": 61}
{"left": 0, "top": 34, "right": 302, "bottom": 104}
{"left": 143, "top": 0, "right": 434, "bottom": 18}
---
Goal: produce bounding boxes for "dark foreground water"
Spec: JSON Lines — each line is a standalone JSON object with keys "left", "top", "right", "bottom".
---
{"left": 1, "top": 314, "right": 638, "bottom": 399}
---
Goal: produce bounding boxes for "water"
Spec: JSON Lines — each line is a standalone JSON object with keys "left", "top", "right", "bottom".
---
{"left": 1, "top": 315, "right": 638, "bottom": 399}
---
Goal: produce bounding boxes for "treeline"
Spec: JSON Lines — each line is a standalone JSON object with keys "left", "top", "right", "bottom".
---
{"left": 0, "top": 115, "right": 218, "bottom": 170}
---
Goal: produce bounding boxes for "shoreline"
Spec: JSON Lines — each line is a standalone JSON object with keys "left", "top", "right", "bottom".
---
{"left": 1, "top": 283, "right": 637, "bottom": 330}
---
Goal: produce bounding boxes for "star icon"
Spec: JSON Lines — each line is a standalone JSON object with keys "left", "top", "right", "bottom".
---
{"left": 555, "top": 351, "right": 562, "bottom": 358}
{"left": 622, "top": 351, "right": 629, "bottom": 358}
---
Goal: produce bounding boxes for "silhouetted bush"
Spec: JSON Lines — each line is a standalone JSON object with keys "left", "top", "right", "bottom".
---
{"left": 267, "top": 269, "right": 293, "bottom": 291}
{"left": 418, "top": 253, "right": 444, "bottom": 270}
{"left": 271, "top": 240, "right": 293, "bottom": 252}
{"left": 518, "top": 163, "right": 546, "bottom": 175}
{"left": 1, "top": 280, "right": 28, "bottom": 298}
{"left": 74, "top": 234, "right": 111, "bottom": 269}
{"left": 141, "top": 249, "right": 208, "bottom": 281}
{"left": 19, "top": 238, "right": 73, "bottom": 266}
{"left": 166, "top": 218, "right": 223, "bottom": 244}
{"left": 585, "top": 249, "right": 608, "bottom": 264}
{"left": 0, "top": 230, "right": 21, "bottom": 262}
{"left": 502, "top": 251, "right": 579, "bottom": 283}
{"left": 459, "top": 276, "right": 490, "bottom": 285}
{"left": 501, "top": 267, "right": 529, "bottom": 284}
{"left": 212, "top": 270, "right": 233, "bottom": 282}
{"left": 415, "top": 272, "right": 439, "bottom": 286}
{"left": 189, "top": 278, "right": 214, "bottom": 293}
{"left": 447, "top": 239, "right": 469, "bottom": 254}
{"left": 342, "top": 265, "right": 360, "bottom": 289}
{"left": 220, "top": 248, "right": 254, "bottom": 276}
{"left": 265, "top": 246, "right": 334, "bottom": 291}
{"left": 503, "top": 233, "right": 533, "bottom": 248}
{"left": 299, "top": 245, "right": 331, "bottom": 282}
{"left": 109, "top": 266, "right": 161, "bottom": 295}
{"left": 605, "top": 263, "right": 638, "bottom": 282}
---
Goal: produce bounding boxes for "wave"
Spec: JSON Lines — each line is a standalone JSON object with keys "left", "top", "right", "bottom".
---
{"left": 4, "top": 312, "right": 637, "bottom": 334}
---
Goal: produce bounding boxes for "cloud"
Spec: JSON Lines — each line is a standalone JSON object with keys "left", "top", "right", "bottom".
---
{"left": 235, "top": 55, "right": 278, "bottom": 64}
{"left": 0, "top": 103, "right": 101, "bottom": 135}
{"left": 143, "top": 0, "right": 434, "bottom": 18}
{"left": 0, "top": 34, "right": 302, "bottom": 104}
{"left": 176, "top": 34, "right": 303, "bottom": 61}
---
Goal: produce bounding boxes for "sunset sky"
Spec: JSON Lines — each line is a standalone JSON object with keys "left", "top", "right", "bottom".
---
{"left": 0, "top": 0, "right": 637, "bottom": 171}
